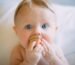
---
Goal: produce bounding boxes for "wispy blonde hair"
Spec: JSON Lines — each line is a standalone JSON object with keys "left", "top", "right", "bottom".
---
{"left": 14, "top": 0, "right": 54, "bottom": 25}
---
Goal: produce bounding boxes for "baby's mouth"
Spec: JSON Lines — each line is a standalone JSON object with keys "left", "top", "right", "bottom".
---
{"left": 29, "top": 35, "right": 42, "bottom": 43}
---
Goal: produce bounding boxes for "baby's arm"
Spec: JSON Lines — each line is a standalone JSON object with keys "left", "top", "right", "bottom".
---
{"left": 10, "top": 45, "right": 36, "bottom": 65}
{"left": 10, "top": 40, "right": 43, "bottom": 65}
{"left": 10, "top": 45, "right": 25, "bottom": 65}
{"left": 10, "top": 45, "right": 34, "bottom": 65}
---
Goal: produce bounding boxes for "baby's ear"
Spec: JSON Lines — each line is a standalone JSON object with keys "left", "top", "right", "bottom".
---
{"left": 13, "top": 26, "right": 18, "bottom": 34}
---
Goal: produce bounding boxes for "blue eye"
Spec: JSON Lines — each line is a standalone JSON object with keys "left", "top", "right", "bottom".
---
{"left": 42, "top": 23, "right": 49, "bottom": 29}
{"left": 24, "top": 24, "right": 32, "bottom": 30}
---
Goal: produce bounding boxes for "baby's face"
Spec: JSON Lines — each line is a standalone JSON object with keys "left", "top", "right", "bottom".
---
{"left": 14, "top": 4, "right": 57, "bottom": 48}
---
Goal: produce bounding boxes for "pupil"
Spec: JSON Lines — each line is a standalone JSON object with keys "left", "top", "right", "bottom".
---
{"left": 26, "top": 24, "right": 32, "bottom": 29}
{"left": 42, "top": 24, "right": 46, "bottom": 29}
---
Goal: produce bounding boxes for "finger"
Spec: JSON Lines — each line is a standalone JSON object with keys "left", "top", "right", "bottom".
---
{"left": 41, "top": 40, "right": 47, "bottom": 55}
{"left": 34, "top": 44, "right": 43, "bottom": 54}
{"left": 42, "top": 39, "right": 56, "bottom": 55}
{"left": 42, "top": 39, "right": 50, "bottom": 47}
{"left": 41, "top": 39, "right": 49, "bottom": 51}
{"left": 40, "top": 39, "right": 51, "bottom": 57}
{"left": 36, "top": 39, "right": 41, "bottom": 45}
{"left": 28, "top": 41, "right": 36, "bottom": 51}
{"left": 32, "top": 38, "right": 41, "bottom": 49}
{"left": 42, "top": 39, "right": 54, "bottom": 51}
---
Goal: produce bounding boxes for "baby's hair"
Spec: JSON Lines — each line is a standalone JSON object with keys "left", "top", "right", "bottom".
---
{"left": 14, "top": 0, "right": 55, "bottom": 25}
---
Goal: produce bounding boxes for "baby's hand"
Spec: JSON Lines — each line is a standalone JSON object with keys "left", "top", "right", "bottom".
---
{"left": 24, "top": 39, "right": 43, "bottom": 65}
{"left": 41, "top": 39, "right": 69, "bottom": 65}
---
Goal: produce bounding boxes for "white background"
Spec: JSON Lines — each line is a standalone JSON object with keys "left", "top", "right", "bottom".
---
{"left": 0, "top": 0, "right": 75, "bottom": 65}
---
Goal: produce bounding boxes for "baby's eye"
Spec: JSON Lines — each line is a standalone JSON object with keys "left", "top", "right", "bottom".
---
{"left": 42, "top": 23, "right": 49, "bottom": 29}
{"left": 24, "top": 24, "right": 32, "bottom": 30}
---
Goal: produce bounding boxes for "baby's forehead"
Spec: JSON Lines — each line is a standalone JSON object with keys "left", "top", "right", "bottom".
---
{"left": 16, "top": 5, "right": 55, "bottom": 19}
{"left": 14, "top": 4, "right": 56, "bottom": 26}
{"left": 15, "top": 2, "right": 55, "bottom": 17}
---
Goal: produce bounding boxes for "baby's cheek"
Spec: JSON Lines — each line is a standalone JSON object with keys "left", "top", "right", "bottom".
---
{"left": 20, "top": 35, "right": 29, "bottom": 48}
{"left": 43, "top": 32, "right": 55, "bottom": 43}
{"left": 47, "top": 30, "right": 56, "bottom": 42}
{"left": 43, "top": 35, "right": 52, "bottom": 43}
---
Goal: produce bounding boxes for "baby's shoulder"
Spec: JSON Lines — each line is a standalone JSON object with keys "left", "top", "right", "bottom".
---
{"left": 11, "top": 44, "right": 25, "bottom": 57}
{"left": 10, "top": 44, "right": 25, "bottom": 61}
{"left": 12, "top": 44, "right": 22, "bottom": 52}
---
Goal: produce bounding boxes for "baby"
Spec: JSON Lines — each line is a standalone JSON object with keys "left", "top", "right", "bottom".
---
{"left": 10, "top": 0, "right": 69, "bottom": 65}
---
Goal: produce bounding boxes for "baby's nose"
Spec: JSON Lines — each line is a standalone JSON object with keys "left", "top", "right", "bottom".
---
{"left": 33, "top": 27, "right": 42, "bottom": 35}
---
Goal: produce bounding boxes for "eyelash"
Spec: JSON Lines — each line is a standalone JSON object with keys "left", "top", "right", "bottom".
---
{"left": 24, "top": 24, "right": 32, "bottom": 30}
